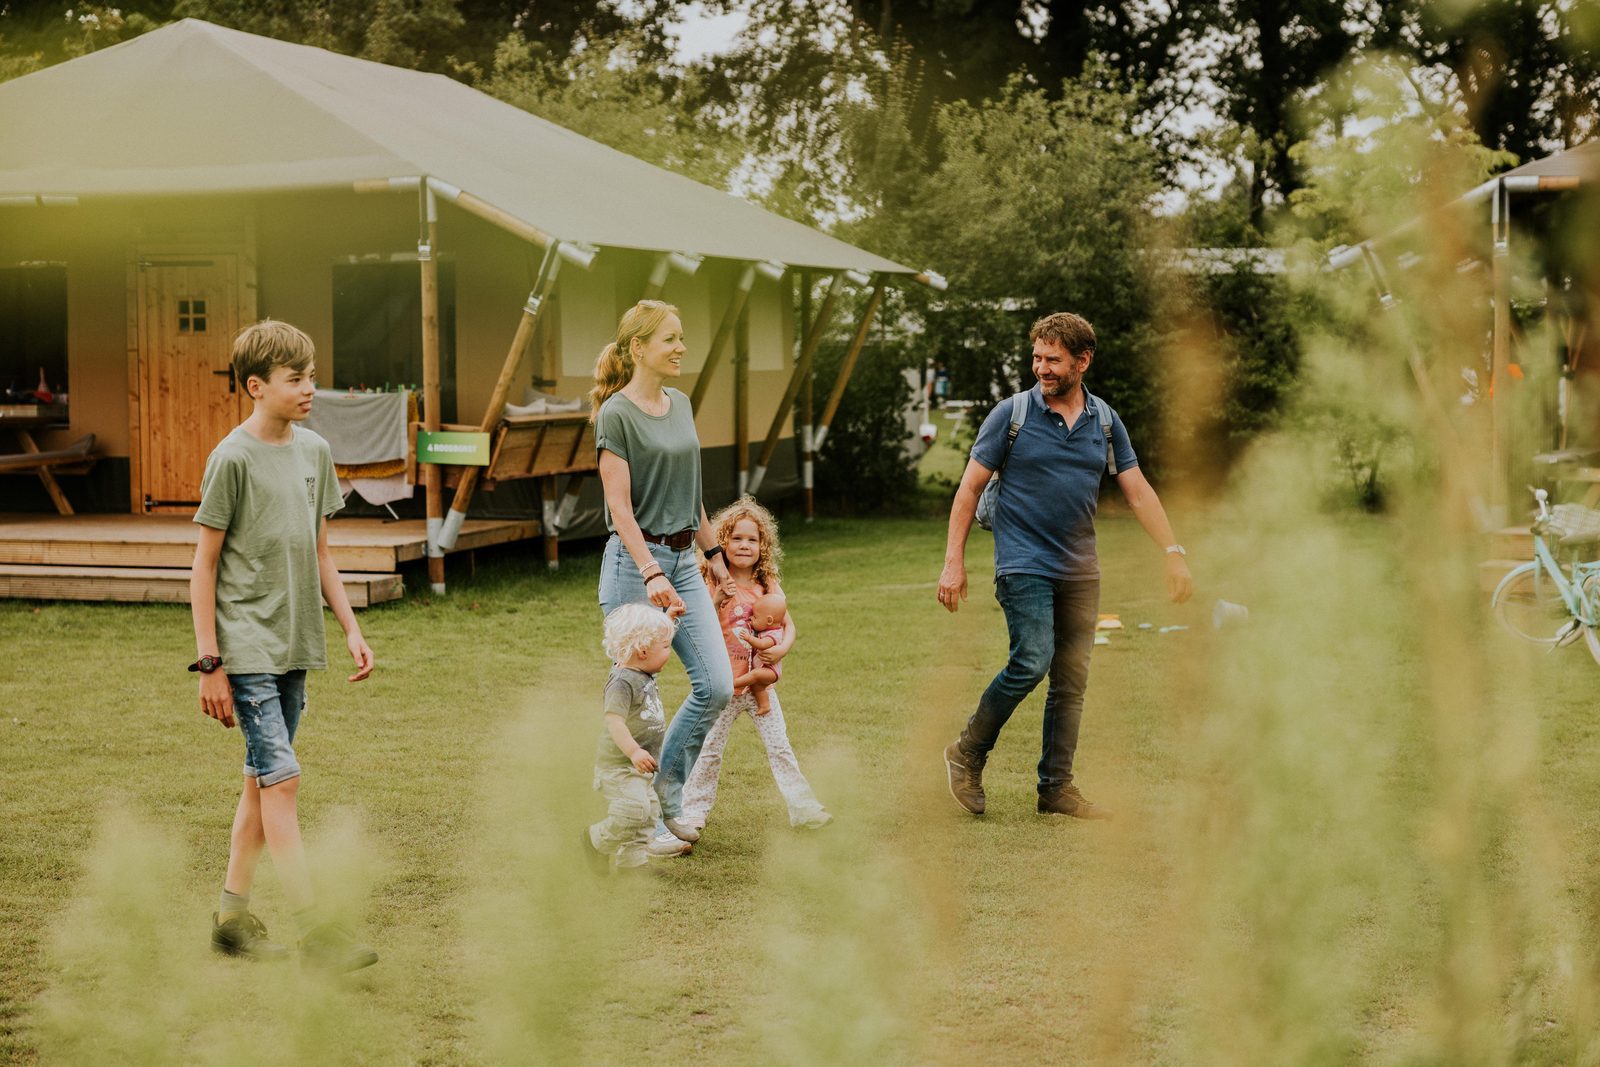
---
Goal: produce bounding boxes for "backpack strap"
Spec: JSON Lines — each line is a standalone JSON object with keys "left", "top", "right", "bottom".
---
{"left": 994, "top": 389, "right": 1031, "bottom": 474}
{"left": 1086, "top": 391, "right": 1117, "bottom": 476}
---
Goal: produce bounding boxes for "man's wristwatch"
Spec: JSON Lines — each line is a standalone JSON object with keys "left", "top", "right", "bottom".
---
{"left": 188, "top": 655, "right": 224, "bottom": 674}
{"left": 1164, "top": 544, "right": 1187, "bottom": 557}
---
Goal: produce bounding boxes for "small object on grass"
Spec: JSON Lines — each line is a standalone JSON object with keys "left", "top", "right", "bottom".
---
{"left": 1137, "top": 622, "right": 1152, "bottom": 630}
{"left": 1095, "top": 614, "right": 1122, "bottom": 630}
{"left": 1094, "top": 634, "right": 1111, "bottom": 646}
{"left": 1212, "top": 599, "right": 1250, "bottom": 630}
{"left": 1158, "top": 625, "right": 1189, "bottom": 634}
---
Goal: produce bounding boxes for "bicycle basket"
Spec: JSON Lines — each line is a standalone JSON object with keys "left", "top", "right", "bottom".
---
{"left": 1541, "top": 503, "right": 1600, "bottom": 546}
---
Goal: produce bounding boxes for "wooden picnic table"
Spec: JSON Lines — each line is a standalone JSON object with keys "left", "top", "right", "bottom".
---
{"left": 0, "top": 406, "right": 86, "bottom": 515}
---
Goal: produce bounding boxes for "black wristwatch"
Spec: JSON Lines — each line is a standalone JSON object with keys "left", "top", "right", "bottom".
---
{"left": 188, "top": 655, "right": 224, "bottom": 674}
{"left": 702, "top": 544, "right": 725, "bottom": 562}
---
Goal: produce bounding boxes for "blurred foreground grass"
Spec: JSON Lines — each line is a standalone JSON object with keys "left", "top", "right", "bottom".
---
{"left": 4, "top": 481, "right": 1600, "bottom": 1063}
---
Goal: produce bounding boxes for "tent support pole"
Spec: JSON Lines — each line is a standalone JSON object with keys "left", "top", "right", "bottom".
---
{"left": 643, "top": 253, "right": 672, "bottom": 300}
{"left": 799, "top": 272, "right": 814, "bottom": 520}
{"left": 691, "top": 264, "right": 758, "bottom": 413}
{"left": 418, "top": 183, "right": 446, "bottom": 592}
{"left": 747, "top": 272, "right": 842, "bottom": 496}
{"left": 1491, "top": 178, "right": 1512, "bottom": 521}
{"left": 813, "top": 276, "right": 885, "bottom": 454}
{"left": 735, "top": 300, "right": 750, "bottom": 495}
{"left": 436, "top": 244, "right": 562, "bottom": 551}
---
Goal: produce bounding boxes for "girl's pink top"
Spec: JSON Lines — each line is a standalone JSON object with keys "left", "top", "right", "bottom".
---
{"left": 717, "top": 579, "right": 784, "bottom": 681}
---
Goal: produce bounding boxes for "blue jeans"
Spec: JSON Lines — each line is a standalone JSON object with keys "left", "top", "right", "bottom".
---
{"left": 230, "top": 671, "right": 307, "bottom": 788}
{"left": 960, "top": 575, "right": 1100, "bottom": 794}
{"left": 598, "top": 535, "right": 734, "bottom": 818}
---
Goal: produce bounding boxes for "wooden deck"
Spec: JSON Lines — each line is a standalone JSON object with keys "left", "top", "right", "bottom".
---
{"left": 0, "top": 513, "right": 542, "bottom": 606}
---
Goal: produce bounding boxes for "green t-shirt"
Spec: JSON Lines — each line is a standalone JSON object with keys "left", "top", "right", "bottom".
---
{"left": 594, "top": 388, "right": 703, "bottom": 535}
{"left": 194, "top": 425, "right": 344, "bottom": 674}
{"left": 596, "top": 665, "right": 666, "bottom": 769}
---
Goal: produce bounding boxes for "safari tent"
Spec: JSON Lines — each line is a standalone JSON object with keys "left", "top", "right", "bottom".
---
{"left": 0, "top": 18, "right": 936, "bottom": 597}
{"left": 1329, "top": 141, "right": 1598, "bottom": 521}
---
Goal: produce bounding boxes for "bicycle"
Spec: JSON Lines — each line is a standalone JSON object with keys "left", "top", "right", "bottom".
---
{"left": 1491, "top": 488, "right": 1600, "bottom": 663}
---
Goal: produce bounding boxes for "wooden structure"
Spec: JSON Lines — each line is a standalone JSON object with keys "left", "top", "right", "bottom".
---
{"left": 0, "top": 513, "right": 536, "bottom": 606}
{"left": 0, "top": 19, "right": 938, "bottom": 600}
{"left": 1330, "top": 141, "right": 1598, "bottom": 522}
{"left": 0, "top": 405, "right": 95, "bottom": 514}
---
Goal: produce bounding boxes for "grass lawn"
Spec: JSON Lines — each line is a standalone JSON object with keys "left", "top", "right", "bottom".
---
{"left": 5, "top": 463, "right": 1600, "bottom": 1063}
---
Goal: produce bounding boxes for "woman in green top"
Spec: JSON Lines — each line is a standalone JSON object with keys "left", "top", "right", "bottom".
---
{"left": 593, "top": 299, "right": 734, "bottom": 847}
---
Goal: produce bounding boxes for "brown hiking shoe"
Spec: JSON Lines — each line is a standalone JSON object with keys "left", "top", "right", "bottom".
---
{"left": 1038, "top": 784, "right": 1114, "bottom": 821}
{"left": 944, "top": 741, "right": 987, "bottom": 815}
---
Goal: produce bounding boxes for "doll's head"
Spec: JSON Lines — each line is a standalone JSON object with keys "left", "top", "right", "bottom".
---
{"left": 751, "top": 590, "right": 787, "bottom": 630}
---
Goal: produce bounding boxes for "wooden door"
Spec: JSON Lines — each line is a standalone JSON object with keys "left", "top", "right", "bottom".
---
{"left": 137, "top": 256, "right": 242, "bottom": 510}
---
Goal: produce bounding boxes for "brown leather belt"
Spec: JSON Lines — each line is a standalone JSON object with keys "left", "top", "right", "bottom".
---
{"left": 640, "top": 527, "right": 696, "bottom": 551}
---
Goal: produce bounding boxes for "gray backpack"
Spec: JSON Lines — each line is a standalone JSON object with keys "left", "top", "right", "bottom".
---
{"left": 974, "top": 389, "right": 1118, "bottom": 531}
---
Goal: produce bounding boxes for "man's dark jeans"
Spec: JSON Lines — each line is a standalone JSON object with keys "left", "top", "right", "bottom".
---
{"left": 960, "top": 574, "right": 1100, "bottom": 794}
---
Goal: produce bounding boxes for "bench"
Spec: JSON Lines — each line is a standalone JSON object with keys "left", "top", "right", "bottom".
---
{"left": 0, "top": 432, "right": 96, "bottom": 515}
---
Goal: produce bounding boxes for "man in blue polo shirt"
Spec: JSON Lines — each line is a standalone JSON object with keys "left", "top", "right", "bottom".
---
{"left": 937, "top": 312, "right": 1193, "bottom": 819}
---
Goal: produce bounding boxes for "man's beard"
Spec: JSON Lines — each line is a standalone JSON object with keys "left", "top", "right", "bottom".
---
{"left": 1038, "top": 368, "right": 1081, "bottom": 396}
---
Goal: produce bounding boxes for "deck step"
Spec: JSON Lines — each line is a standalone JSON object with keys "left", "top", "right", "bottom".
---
{"left": 0, "top": 514, "right": 542, "bottom": 573}
{"left": 0, "top": 564, "right": 403, "bottom": 608}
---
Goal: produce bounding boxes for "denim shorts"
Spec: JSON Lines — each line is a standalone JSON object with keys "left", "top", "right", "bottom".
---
{"left": 230, "top": 671, "right": 307, "bottom": 787}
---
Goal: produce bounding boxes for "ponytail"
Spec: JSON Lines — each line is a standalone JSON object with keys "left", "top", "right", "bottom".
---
{"left": 588, "top": 299, "right": 681, "bottom": 422}
{"left": 588, "top": 342, "right": 632, "bottom": 420}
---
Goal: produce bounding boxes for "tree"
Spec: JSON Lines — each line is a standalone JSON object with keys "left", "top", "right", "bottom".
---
{"left": 1369, "top": 0, "right": 1600, "bottom": 158}
{"left": 888, "top": 75, "right": 1173, "bottom": 465}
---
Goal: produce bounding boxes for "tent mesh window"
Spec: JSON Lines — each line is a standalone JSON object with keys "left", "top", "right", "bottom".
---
{"left": 0, "top": 264, "right": 68, "bottom": 416}
{"left": 331, "top": 260, "right": 456, "bottom": 419}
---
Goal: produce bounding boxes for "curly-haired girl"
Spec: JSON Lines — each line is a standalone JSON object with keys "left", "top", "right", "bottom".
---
{"left": 681, "top": 498, "right": 830, "bottom": 831}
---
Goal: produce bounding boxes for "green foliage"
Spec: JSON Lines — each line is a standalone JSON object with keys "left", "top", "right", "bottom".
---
{"left": 1287, "top": 53, "right": 1518, "bottom": 251}
{"left": 170, "top": 0, "right": 464, "bottom": 68}
{"left": 809, "top": 290, "right": 921, "bottom": 513}
{"left": 876, "top": 74, "right": 1172, "bottom": 469}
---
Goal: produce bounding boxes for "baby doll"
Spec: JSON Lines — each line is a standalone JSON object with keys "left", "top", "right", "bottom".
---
{"left": 730, "top": 590, "right": 787, "bottom": 714}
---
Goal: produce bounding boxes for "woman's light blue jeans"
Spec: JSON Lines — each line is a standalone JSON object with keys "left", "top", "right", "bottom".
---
{"left": 598, "top": 534, "right": 734, "bottom": 818}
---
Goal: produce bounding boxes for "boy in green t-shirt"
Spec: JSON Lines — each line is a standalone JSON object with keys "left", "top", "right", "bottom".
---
{"left": 189, "top": 319, "right": 377, "bottom": 972}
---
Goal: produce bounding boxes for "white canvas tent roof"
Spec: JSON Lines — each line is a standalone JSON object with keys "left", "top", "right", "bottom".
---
{"left": 0, "top": 18, "right": 916, "bottom": 275}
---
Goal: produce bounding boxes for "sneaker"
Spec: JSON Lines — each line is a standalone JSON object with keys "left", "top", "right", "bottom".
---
{"left": 580, "top": 826, "right": 610, "bottom": 877}
{"left": 299, "top": 921, "right": 379, "bottom": 973}
{"left": 1037, "top": 784, "right": 1114, "bottom": 821}
{"left": 663, "top": 817, "right": 701, "bottom": 844}
{"left": 944, "top": 740, "right": 987, "bottom": 815}
{"left": 211, "top": 911, "right": 289, "bottom": 962}
{"left": 646, "top": 830, "right": 692, "bottom": 858}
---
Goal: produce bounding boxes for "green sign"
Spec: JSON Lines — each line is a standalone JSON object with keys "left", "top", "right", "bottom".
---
{"left": 417, "top": 430, "right": 490, "bottom": 466}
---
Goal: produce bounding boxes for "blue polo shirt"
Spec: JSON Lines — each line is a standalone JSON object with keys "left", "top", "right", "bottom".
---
{"left": 970, "top": 385, "right": 1138, "bottom": 581}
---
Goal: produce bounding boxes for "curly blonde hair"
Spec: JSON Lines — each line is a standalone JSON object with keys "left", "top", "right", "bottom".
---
{"left": 602, "top": 602, "right": 676, "bottom": 664}
{"left": 703, "top": 496, "right": 783, "bottom": 591}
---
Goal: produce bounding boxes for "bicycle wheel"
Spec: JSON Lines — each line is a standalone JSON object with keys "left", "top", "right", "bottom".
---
{"left": 1492, "top": 564, "right": 1570, "bottom": 645}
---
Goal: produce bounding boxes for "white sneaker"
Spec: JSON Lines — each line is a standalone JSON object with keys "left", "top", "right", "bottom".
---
{"left": 646, "top": 831, "right": 692, "bottom": 857}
